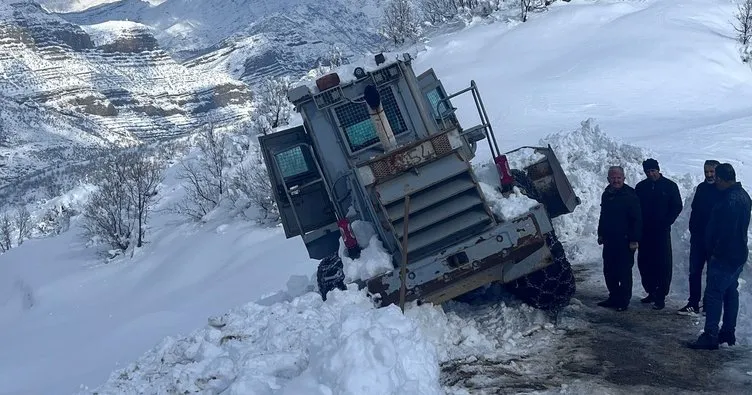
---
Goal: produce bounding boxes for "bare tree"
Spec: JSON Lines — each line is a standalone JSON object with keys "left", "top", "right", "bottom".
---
{"left": 381, "top": 0, "right": 421, "bottom": 45}
{"left": 251, "top": 77, "right": 294, "bottom": 135}
{"left": 0, "top": 212, "right": 12, "bottom": 252}
{"left": 83, "top": 149, "right": 164, "bottom": 254}
{"left": 175, "top": 125, "right": 229, "bottom": 221}
{"left": 520, "top": 0, "right": 549, "bottom": 22}
{"left": 15, "top": 205, "right": 31, "bottom": 245}
{"left": 120, "top": 151, "right": 163, "bottom": 248}
{"left": 734, "top": 0, "right": 752, "bottom": 46}
{"left": 327, "top": 45, "right": 348, "bottom": 67}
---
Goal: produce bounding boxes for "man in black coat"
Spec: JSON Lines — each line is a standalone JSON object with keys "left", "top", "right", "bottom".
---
{"left": 597, "top": 166, "right": 642, "bottom": 311}
{"left": 635, "top": 158, "right": 683, "bottom": 310}
{"left": 678, "top": 160, "right": 722, "bottom": 315}
{"left": 688, "top": 163, "right": 751, "bottom": 350}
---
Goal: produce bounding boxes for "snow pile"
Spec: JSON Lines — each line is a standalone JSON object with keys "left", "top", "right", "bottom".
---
{"left": 341, "top": 220, "right": 394, "bottom": 282}
{"left": 506, "top": 147, "right": 545, "bottom": 170}
{"left": 87, "top": 289, "right": 445, "bottom": 395}
{"left": 479, "top": 183, "right": 540, "bottom": 220}
{"left": 473, "top": 156, "right": 540, "bottom": 220}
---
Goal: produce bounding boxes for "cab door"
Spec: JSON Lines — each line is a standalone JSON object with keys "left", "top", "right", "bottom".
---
{"left": 258, "top": 125, "right": 337, "bottom": 240}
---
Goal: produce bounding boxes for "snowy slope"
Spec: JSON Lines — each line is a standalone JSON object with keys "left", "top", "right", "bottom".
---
{"left": 3, "top": 0, "right": 752, "bottom": 394}
{"left": 60, "top": 0, "right": 386, "bottom": 82}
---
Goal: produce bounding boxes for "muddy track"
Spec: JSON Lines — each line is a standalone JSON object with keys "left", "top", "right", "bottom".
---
{"left": 441, "top": 265, "right": 752, "bottom": 394}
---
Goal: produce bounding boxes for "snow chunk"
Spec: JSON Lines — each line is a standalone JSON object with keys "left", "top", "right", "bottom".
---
{"left": 90, "top": 289, "right": 442, "bottom": 395}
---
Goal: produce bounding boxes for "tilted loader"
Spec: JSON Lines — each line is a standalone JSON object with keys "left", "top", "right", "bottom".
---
{"left": 258, "top": 53, "right": 581, "bottom": 310}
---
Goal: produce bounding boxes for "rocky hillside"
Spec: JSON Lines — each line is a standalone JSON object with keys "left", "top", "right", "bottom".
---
{"left": 0, "top": 1, "right": 255, "bottom": 191}
{"left": 60, "top": 0, "right": 386, "bottom": 83}
{"left": 1, "top": 2, "right": 253, "bottom": 142}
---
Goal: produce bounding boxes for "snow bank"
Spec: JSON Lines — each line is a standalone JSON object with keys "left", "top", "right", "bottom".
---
{"left": 87, "top": 289, "right": 443, "bottom": 395}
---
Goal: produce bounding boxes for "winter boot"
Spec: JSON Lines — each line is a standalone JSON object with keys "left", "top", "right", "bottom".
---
{"left": 718, "top": 330, "right": 736, "bottom": 346}
{"left": 652, "top": 299, "right": 665, "bottom": 310}
{"left": 641, "top": 294, "right": 654, "bottom": 304}
{"left": 597, "top": 298, "right": 616, "bottom": 308}
{"left": 687, "top": 332, "right": 719, "bottom": 350}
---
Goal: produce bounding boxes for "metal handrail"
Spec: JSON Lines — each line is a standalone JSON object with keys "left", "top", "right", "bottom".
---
{"left": 436, "top": 80, "right": 501, "bottom": 159}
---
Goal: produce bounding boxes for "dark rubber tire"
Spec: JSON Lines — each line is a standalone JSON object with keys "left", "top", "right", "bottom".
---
{"left": 317, "top": 253, "right": 347, "bottom": 301}
{"left": 504, "top": 231, "right": 576, "bottom": 311}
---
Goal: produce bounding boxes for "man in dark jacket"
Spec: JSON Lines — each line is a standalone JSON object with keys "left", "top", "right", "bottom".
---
{"left": 688, "top": 163, "right": 751, "bottom": 350}
{"left": 678, "top": 160, "right": 722, "bottom": 315}
{"left": 597, "top": 166, "right": 642, "bottom": 311}
{"left": 635, "top": 158, "right": 683, "bottom": 310}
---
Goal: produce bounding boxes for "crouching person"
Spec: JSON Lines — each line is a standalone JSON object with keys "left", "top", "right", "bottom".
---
{"left": 688, "top": 163, "right": 751, "bottom": 350}
{"left": 597, "top": 166, "right": 642, "bottom": 311}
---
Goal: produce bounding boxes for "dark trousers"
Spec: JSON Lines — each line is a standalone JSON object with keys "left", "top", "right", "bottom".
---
{"left": 688, "top": 239, "right": 708, "bottom": 306}
{"left": 703, "top": 259, "right": 743, "bottom": 337}
{"left": 603, "top": 240, "right": 635, "bottom": 307}
{"left": 637, "top": 230, "right": 673, "bottom": 301}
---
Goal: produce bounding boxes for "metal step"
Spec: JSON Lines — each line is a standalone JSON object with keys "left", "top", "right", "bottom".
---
{"left": 392, "top": 191, "right": 483, "bottom": 239}
{"left": 385, "top": 174, "right": 475, "bottom": 220}
{"left": 404, "top": 209, "right": 493, "bottom": 260}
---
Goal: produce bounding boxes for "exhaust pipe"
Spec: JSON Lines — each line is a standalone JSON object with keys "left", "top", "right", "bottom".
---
{"left": 363, "top": 85, "right": 397, "bottom": 151}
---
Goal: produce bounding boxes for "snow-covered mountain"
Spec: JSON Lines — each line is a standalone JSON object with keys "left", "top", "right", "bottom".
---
{"left": 59, "top": 0, "right": 386, "bottom": 83}
{"left": 0, "top": 1, "right": 254, "bottom": 187}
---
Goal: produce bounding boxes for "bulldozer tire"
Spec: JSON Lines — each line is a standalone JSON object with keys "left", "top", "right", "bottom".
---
{"left": 510, "top": 168, "right": 542, "bottom": 202}
{"left": 504, "top": 231, "right": 576, "bottom": 311}
{"left": 317, "top": 253, "right": 347, "bottom": 301}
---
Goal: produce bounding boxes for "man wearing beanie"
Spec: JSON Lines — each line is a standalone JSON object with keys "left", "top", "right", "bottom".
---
{"left": 635, "top": 158, "right": 683, "bottom": 310}
{"left": 688, "top": 163, "right": 751, "bottom": 350}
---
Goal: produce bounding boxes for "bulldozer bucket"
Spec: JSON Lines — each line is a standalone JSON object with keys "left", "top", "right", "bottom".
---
{"left": 506, "top": 145, "right": 580, "bottom": 219}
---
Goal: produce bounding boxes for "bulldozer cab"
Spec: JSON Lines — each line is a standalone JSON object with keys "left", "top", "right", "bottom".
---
{"left": 258, "top": 126, "right": 338, "bottom": 242}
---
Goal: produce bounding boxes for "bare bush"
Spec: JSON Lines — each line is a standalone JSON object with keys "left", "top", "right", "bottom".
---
{"left": 83, "top": 149, "right": 163, "bottom": 254}
{"left": 251, "top": 77, "right": 294, "bottom": 135}
{"left": 0, "top": 212, "right": 12, "bottom": 252}
{"left": 229, "top": 149, "right": 279, "bottom": 223}
{"left": 15, "top": 205, "right": 31, "bottom": 245}
{"left": 520, "top": 0, "right": 551, "bottom": 22}
{"left": 421, "top": 0, "right": 460, "bottom": 23}
{"left": 175, "top": 125, "right": 229, "bottom": 221}
{"left": 734, "top": 0, "right": 752, "bottom": 47}
{"left": 381, "top": 0, "right": 422, "bottom": 45}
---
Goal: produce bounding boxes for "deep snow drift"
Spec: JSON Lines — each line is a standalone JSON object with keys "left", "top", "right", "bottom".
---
{"left": 3, "top": 0, "right": 752, "bottom": 394}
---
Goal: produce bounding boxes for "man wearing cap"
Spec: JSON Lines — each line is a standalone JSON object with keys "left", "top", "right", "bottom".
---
{"left": 635, "top": 158, "right": 683, "bottom": 310}
{"left": 688, "top": 163, "right": 751, "bottom": 349}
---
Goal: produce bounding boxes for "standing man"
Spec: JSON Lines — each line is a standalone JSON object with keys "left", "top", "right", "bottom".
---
{"left": 597, "top": 166, "right": 642, "bottom": 311}
{"left": 635, "top": 158, "right": 683, "bottom": 310}
{"left": 678, "top": 160, "right": 722, "bottom": 315}
{"left": 688, "top": 163, "right": 751, "bottom": 350}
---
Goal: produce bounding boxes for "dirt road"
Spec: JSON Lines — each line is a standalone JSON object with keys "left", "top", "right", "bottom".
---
{"left": 441, "top": 264, "right": 752, "bottom": 394}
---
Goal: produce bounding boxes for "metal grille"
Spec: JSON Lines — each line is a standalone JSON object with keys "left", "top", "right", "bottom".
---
{"left": 334, "top": 87, "right": 407, "bottom": 152}
{"left": 275, "top": 146, "right": 309, "bottom": 179}
{"left": 314, "top": 86, "right": 344, "bottom": 109}
{"left": 430, "top": 133, "right": 453, "bottom": 156}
